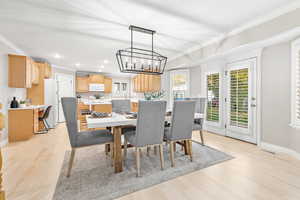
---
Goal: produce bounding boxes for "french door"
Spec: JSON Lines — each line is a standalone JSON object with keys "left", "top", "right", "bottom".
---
{"left": 225, "top": 58, "right": 257, "bottom": 144}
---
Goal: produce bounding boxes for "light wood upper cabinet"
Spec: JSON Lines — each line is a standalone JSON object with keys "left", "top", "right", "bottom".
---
{"left": 89, "top": 74, "right": 104, "bottom": 84}
{"left": 8, "top": 54, "right": 32, "bottom": 88}
{"left": 104, "top": 77, "right": 112, "bottom": 93}
{"left": 44, "top": 63, "right": 52, "bottom": 79}
{"left": 27, "top": 62, "right": 46, "bottom": 105}
{"left": 133, "top": 74, "right": 161, "bottom": 93}
{"left": 76, "top": 76, "right": 89, "bottom": 93}
{"left": 31, "top": 62, "right": 39, "bottom": 85}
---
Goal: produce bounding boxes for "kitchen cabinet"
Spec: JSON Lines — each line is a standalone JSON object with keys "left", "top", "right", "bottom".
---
{"left": 44, "top": 63, "right": 52, "bottom": 79}
{"left": 92, "top": 104, "right": 112, "bottom": 113}
{"left": 31, "top": 62, "right": 39, "bottom": 85}
{"left": 104, "top": 77, "right": 112, "bottom": 93}
{"left": 8, "top": 54, "right": 32, "bottom": 88}
{"left": 131, "top": 102, "right": 138, "bottom": 112}
{"left": 133, "top": 74, "right": 161, "bottom": 93}
{"left": 27, "top": 62, "right": 46, "bottom": 105}
{"left": 89, "top": 74, "right": 104, "bottom": 84}
{"left": 8, "top": 107, "right": 44, "bottom": 142}
{"left": 76, "top": 76, "right": 89, "bottom": 93}
{"left": 0, "top": 104, "right": 3, "bottom": 130}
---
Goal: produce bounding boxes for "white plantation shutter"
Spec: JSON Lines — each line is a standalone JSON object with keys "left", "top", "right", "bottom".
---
{"left": 206, "top": 73, "right": 220, "bottom": 122}
{"left": 229, "top": 68, "right": 249, "bottom": 128}
{"left": 292, "top": 40, "right": 300, "bottom": 128}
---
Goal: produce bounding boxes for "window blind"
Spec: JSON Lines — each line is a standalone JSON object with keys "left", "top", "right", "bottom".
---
{"left": 206, "top": 73, "right": 220, "bottom": 122}
{"left": 229, "top": 68, "right": 249, "bottom": 128}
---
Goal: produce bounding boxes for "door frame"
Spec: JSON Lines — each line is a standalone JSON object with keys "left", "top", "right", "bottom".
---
{"left": 55, "top": 73, "right": 75, "bottom": 123}
{"left": 224, "top": 58, "right": 257, "bottom": 143}
{"left": 224, "top": 48, "right": 262, "bottom": 145}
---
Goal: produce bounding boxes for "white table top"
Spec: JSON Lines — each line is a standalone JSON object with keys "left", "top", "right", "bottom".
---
{"left": 86, "top": 113, "right": 204, "bottom": 129}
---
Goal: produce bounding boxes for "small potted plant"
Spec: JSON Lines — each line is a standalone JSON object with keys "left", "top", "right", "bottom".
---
{"left": 19, "top": 100, "right": 26, "bottom": 108}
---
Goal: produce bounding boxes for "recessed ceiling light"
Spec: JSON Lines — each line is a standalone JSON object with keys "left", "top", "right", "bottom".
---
{"left": 98, "top": 69, "right": 102, "bottom": 72}
{"left": 100, "top": 65, "right": 105, "bottom": 69}
{"left": 54, "top": 53, "right": 61, "bottom": 59}
{"left": 103, "top": 60, "right": 109, "bottom": 64}
{"left": 75, "top": 63, "right": 80, "bottom": 67}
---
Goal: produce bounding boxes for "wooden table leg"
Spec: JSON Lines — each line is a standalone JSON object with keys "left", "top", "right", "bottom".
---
{"left": 113, "top": 126, "right": 123, "bottom": 173}
{"left": 183, "top": 140, "right": 189, "bottom": 155}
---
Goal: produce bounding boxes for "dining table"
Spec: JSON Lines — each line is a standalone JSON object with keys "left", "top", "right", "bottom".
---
{"left": 86, "top": 112, "right": 204, "bottom": 173}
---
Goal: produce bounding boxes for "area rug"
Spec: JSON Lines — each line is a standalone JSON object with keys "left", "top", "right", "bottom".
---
{"left": 53, "top": 141, "right": 233, "bottom": 200}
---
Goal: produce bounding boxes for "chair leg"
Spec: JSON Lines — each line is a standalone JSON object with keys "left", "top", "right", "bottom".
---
{"left": 45, "top": 119, "right": 51, "bottom": 129}
{"left": 43, "top": 120, "right": 48, "bottom": 132}
{"left": 189, "top": 140, "right": 193, "bottom": 162}
{"left": 200, "top": 130, "right": 204, "bottom": 145}
{"left": 154, "top": 146, "right": 158, "bottom": 155}
{"left": 173, "top": 142, "right": 176, "bottom": 152}
{"left": 136, "top": 147, "right": 141, "bottom": 177}
{"left": 169, "top": 141, "right": 175, "bottom": 167}
{"left": 159, "top": 144, "right": 164, "bottom": 170}
{"left": 124, "top": 138, "right": 128, "bottom": 162}
{"left": 147, "top": 146, "right": 150, "bottom": 156}
{"left": 105, "top": 144, "right": 109, "bottom": 156}
{"left": 67, "top": 148, "right": 76, "bottom": 177}
{"left": 111, "top": 143, "right": 114, "bottom": 166}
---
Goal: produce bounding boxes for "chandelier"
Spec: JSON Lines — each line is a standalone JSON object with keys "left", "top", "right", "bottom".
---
{"left": 116, "top": 25, "right": 167, "bottom": 75}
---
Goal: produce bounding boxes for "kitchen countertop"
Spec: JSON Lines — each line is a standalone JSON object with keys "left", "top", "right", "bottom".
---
{"left": 8, "top": 105, "right": 47, "bottom": 110}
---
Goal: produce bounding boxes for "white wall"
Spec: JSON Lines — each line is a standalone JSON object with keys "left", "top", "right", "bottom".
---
{"left": 189, "top": 66, "right": 202, "bottom": 98}
{"left": 0, "top": 48, "right": 26, "bottom": 145}
{"left": 261, "top": 41, "right": 299, "bottom": 152}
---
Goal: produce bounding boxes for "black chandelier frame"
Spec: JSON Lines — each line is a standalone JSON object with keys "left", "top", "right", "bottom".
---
{"left": 116, "top": 25, "right": 167, "bottom": 75}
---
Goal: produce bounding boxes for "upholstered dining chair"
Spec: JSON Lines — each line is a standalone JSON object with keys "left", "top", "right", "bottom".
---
{"left": 190, "top": 98, "right": 206, "bottom": 145}
{"left": 111, "top": 99, "right": 131, "bottom": 113}
{"left": 164, "top": 100, "right": 196, "bottom": 167}
{"left": 123, "top": 100, "right": 167, "bottom": 177}
{"left": 61, "top": 97, "right": 114, "bottom": 177}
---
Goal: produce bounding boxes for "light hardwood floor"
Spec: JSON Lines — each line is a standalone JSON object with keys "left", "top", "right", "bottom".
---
{"left": 3, "top": 123, "right": 300, "bottom": 200}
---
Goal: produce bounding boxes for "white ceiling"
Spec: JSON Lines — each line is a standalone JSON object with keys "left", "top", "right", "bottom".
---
{"left": 0, "top": 0, "right": 297, "bottom": 74}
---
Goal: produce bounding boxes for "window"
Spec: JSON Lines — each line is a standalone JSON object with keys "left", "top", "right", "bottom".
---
{"left": 206, "top": 73, "right": 220, "bottom": 123}
{"left": 291, "top": 39, "right": 300, "bottom": 128}
{"left": 229, "top": 68, "right": 249, "bottom": 128}
{"left": 170, "top": 70, "right": 190, "bottom": 101}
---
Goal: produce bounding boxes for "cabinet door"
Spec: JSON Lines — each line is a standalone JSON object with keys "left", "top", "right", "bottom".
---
{"left": 76, "top": 77, "right": 89, "bottom": 92}
{"left": 153, "top": 75, "right": 161, "bottom": 91}
{"left": 104, "top": 77, "right": 112, "bottom": 93}
{"left": 31, "top": 62, "right": 39, "bottom": 85}
{"left": 89, "top": 74, "right": 104, "bottom": 84}
{"left": 92, "top": 104, "right": 112, "bottom": 113}
{"left": 25, "top": 57, "right": 32, "bottom": 88}
{"left": 44, "top": 63, "right": 52, "bottom": 79}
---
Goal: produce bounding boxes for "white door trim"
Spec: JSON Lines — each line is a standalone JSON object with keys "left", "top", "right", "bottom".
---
{"left": 55, "top": 73, "right": 75, "bottom": 123}
{"left": 224, "top": 49, "right": 262, "bottom": 145}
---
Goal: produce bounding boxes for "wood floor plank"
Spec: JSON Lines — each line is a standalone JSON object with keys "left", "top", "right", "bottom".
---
{"left": 3, "top": 124, "right": 300, "bottom": 200}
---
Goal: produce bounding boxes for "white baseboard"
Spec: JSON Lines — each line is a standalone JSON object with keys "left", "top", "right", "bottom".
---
{"left": 0, "top": 138, "right": 8, "bottom": 147}
{"left": 260, "top": 142, "right": 300, "bottom": 160}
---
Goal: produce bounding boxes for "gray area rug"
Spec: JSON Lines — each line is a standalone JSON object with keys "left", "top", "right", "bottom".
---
{"left": 53, "top": 141, "right": 233, "bottom": 200}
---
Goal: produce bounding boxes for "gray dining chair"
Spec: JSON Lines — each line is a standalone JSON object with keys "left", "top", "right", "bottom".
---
{"left": 164, "top": 100, "right": 196, "bottom": 167}
{"left": 111, "top": 99, "right": 131, "bottom": 113}
{"left": 61, "top": 97, "right": 114, "bottom": 177}
{"left": 123, "top": 100, "right": 167, "bottom": 177}
{"left": 190, "top": 98, "right": 206, "bottom": 145}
